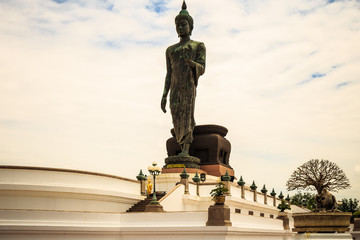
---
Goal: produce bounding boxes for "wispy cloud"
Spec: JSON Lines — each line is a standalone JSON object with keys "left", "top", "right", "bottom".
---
{"left": 146, "top": 0, "right": 169, "bottom": 14}
{"left": 298, "top": 72, "right": 327, "bottom": 85}
{"left": 311, "top": 73, "right": 326, "bottom": 78}
{"left": 53, "top": 0, "right": 67, "bottom": 4}
{"left": 336, "top": 81, "right": 350, "bottom": 89}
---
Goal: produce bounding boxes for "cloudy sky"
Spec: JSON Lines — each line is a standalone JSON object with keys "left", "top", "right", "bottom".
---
{"left": 0, "top": 0, "right": 359, "bottom": 199}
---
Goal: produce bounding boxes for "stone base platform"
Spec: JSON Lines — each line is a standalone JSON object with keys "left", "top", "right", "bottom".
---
{"left": 292, "top": 212, "right": 352, "bottom": 233}
{"left": 162, "top": 167, "right": 207, "bottom": 174}
{"left": 206, "top": 204, "right": 232, "bottom": 226}
{"left": 200, "top": 164, "right": 234, "bottom": 177}
{"left": 293, "top": 227, "right": 350, "bottom": 233}
{"left": 354, "top": 218, "right": 360, "bottom": 231}
{"left": 277, "top": 212, "right": 290, "bottom": 230}
{"left": 144, "top": 204, "right": 165, "bottom": 212}
{"left": 294, "top": 233, "right": 353, "bottom": 239}
{"left": 162, "top": 163, "right": 234, "bottom": 177}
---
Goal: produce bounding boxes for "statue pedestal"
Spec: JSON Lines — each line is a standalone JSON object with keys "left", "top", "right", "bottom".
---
{"left": 292, "top": 212, "right": 352, "bottom": 233}
{"left": 164, "top": 155, "right": 201, "bottom": 169}
{"left": 200, "top": 164, "right": 234, "bottom": 177}
{"left": 206, "top": 204, "right": 232, "bottom": 226}
{"left": 162, "top": 160, "right": 233, "bottom": 176}
{"left": 165, "top": 124, "right": 234, "bottom": 177}
{"left": 162, "top": 167, "right": 207, "bottom": 174}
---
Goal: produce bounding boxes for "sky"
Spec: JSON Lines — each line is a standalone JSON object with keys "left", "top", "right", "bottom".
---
{"left": 0, "top": 0, "right": 359, "bottom": 200}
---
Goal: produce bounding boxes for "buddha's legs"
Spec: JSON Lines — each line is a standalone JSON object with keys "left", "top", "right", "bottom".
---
{"left": 178, "top": 131, "right": 192, "bottom": 157}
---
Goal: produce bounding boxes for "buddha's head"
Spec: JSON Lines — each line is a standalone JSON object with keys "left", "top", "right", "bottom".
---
{"left": 175, "top": 1, "right": 193, "bottom": 37}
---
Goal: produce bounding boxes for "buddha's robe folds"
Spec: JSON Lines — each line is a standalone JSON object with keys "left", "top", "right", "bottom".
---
{"left": 165, "top": 40, "right": 206, "bottom": 145}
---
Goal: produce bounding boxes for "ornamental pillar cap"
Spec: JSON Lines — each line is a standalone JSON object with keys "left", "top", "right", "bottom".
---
{"left": 237, "top": 176, "right": 245, "bottom": 186}
{"left": 285, "top": 194, "right": 291, "bottom": 201}
{"left": 180, "top": 168, "right": 189, "bottom": 179}
{"left": 136, "top": 169, "right": 145, "bottom": 181}
{"left": 279, "top": 191, "right": 284, "bottom": 199}
{"left": 192, "top": 171, "right": 201, "bottom": 183}
{"left": 270, "top": 188, "right": 276, "bottom": 196}
{"left": 261, "top": 184, "right": 267, "bottom": 194}
{"left": 222, "top": 170, "right": 231, "bottom": 181}
{"left": 250, "top": 180, "right": 257, "bottom": 190}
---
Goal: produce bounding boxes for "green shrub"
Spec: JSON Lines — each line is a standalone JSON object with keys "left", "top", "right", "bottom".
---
{"left": 353, "top": 211, "right": 360, "bottom": 219}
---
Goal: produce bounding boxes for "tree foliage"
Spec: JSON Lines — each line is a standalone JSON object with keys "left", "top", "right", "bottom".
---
{"left": 338, "top": 198, "right": 359, "bottom": 213}
{"left": 286, "top": 159, "right": 350, "bottom": 194}
{"left": 290, "top": 192, "right": 316, "bottom": 210}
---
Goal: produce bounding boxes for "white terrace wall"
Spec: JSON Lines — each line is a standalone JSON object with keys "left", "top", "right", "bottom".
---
{"left": 150, "top": 172, "right": 291, "bottom": 216}
{"left": 155, "top": 172, "right": 219, "bottom": 193}
{"left": 155, "top": 174, "right": 312, "bottom": 233}
{"left": 1, "top": 209, "right": 296, "bottom": 240}
{"left": 157, "top": 174, "right": 300, "bottom": 224}
{"left": 1, "top": 166, "right": 353, "bottom": 240}
{"left": 156, "top": 174, "right": 296, "bottom": 217}
{"left": 0, "top": 166, "right": 145, "bottom": 212}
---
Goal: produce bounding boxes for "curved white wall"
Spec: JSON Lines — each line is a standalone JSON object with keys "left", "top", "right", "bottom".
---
{"left": 0, "top": 166, "right": 317, "bottom": 240}
{"left": 0, "top": 166, "right": 144, "bottom": 212}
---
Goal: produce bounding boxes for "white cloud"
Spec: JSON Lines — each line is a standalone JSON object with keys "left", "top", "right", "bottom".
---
{"left": 0, "top": 0, "right": 359, "bottom": 198}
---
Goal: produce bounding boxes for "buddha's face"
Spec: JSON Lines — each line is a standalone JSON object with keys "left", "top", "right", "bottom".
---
{"left": 176, "top": 19, "right": 190, "bottom": 37}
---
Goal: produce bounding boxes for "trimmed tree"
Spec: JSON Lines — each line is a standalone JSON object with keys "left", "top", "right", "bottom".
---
{"left": 286, "top": 159, "right": 350, "bottom": 194}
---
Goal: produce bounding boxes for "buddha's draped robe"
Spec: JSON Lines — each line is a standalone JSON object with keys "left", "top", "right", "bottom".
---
{"left": 165, "top": 40, "right": 206, "bottom": 145}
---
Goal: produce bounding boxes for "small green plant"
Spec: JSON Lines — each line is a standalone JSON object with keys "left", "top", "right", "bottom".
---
{"left": 353, "top": 211, "right": 360, "bottom": 219}
{"left": 210, "top": 182, "right": 229, "bottom": 200}
{"left": 278, "top": 200, "right": 291, "bottom": 212}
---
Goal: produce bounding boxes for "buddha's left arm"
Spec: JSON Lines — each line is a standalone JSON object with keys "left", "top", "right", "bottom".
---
{"left": 193, "top": 42, "right": 206, "bottom": 86}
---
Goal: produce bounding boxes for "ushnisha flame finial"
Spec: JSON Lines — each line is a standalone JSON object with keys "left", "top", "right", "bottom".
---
{"left": 182, "top": 0, "right": 187, "bottom": 10}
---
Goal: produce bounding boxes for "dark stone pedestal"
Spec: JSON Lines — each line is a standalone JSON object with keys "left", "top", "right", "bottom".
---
{"left": 166, "top": 124, "right": 234, "bottom": 177}
{"left": 162, "top": 167, "right": 207, "bottom": 174}
{"left": 144, "top": 204, "right": 165, "bottom": 212}
{"left": 206, "top": 205, "right": 232, "bottom": 226}
{"left": 164, "top": 155, "right": 201, "bottom": 169}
